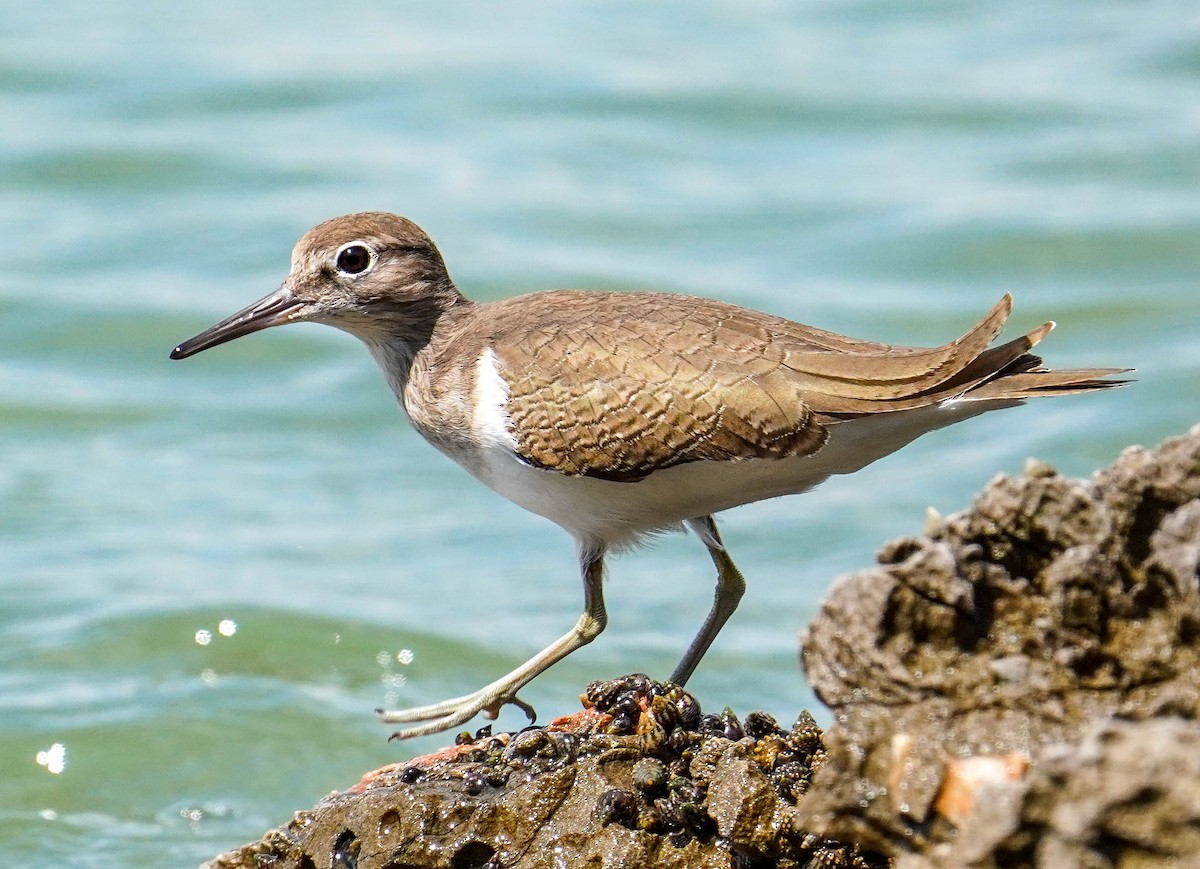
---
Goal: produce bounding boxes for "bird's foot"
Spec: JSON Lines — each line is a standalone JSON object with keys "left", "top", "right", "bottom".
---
{"left": 377, "top": 602, "right": 604, "bottom": 740}
{"left": 377, "top": 685, "right": 538, "bottom": 741}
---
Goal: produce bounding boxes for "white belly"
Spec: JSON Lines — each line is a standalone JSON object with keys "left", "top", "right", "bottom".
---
{"left": 458, "top": 397, "right": 1016, "bottom": 551}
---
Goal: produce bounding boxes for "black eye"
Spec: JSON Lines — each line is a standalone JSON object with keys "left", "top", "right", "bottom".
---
{"left": 335, "top": 244, "right": 373, "bottom": 275}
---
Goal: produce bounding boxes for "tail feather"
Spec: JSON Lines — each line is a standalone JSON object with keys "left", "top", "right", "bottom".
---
{"left": 784, "top": 293, "right": 1015, "bottom": 398}
{"left": 933, "top": 320, "right": 1055, "bottom": 396}
{"left": 807, "top": 302, "right": 1131, "bottom": 419}
{"left": 966, "top": 366, "right": 1132, "bottom": 401}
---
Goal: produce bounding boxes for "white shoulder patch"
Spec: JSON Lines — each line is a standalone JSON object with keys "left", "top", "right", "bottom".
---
{"left": 473, "top": 346, "right": 517, "bottom": 449}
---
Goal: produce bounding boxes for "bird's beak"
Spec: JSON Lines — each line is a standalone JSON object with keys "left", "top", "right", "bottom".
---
{"left": 170, "top": 285, "right": 306, "bottom": 360}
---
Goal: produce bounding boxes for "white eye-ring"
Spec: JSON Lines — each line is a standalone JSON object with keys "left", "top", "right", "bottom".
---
{"left": 334, "top": 241, "right": 376, "bottom": 276}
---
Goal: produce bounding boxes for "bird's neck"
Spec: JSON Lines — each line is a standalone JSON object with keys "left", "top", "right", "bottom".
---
{"left": 361, "top": 290, "right": 475, "bottom": 402}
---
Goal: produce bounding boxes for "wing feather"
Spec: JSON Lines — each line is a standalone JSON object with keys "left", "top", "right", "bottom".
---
{"left": 475, "top": 290, "right": 1124, "bottom": 480}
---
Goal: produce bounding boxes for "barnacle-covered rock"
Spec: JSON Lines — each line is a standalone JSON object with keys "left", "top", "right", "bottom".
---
{"left": 205, "top": 674, "right": 883, "bottom": 869}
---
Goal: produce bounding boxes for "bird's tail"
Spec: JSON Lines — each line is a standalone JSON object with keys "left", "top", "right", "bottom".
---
{"left": 957, "top": 320, "right": 1131, "bottom": 401}
{"left": 807, "top": 299, "right": 1131, "bottom": 419}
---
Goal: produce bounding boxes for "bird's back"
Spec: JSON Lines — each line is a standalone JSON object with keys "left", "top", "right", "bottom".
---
{"left": 420, "top": 289, "right": 1122, "bottom": 489}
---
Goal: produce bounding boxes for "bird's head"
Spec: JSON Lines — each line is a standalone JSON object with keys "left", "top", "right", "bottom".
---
{"left": 170, "top": 212, "right": 459, "bottom": 360}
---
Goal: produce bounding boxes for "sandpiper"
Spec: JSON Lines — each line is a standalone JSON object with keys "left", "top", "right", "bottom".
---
{"left": 171, "top": 212, "right": 1126, "bottom": 739}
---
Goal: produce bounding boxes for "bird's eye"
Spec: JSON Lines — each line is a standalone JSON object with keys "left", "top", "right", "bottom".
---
{"left": 335, "top": 243, "right": 373, "bottom": 275}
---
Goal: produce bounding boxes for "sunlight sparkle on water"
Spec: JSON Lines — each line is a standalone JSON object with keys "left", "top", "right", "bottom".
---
{"left": 36, "top": 743, "right": 66, "bottom": 775}
{"left": 196, "top": 619, "right": 238, "bottom": 646}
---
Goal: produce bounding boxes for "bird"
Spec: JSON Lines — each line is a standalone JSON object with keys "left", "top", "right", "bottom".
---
{"left": 170, "top": 211, "right": 1127, "bottom": 739}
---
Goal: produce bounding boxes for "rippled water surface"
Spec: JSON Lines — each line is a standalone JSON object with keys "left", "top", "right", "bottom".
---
{"left": 3, "top": 2, "right": 1198, "bottom": 864}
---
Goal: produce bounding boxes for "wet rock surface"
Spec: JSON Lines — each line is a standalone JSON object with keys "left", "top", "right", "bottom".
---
{"left": 206, "top": 424, "right": 1200, "bottom": 869}
{"left": 205, "top": 675, "right": 884, "bottom": 869}
{"left": 799, "top": 423, "right": 1200, "bottom": 865}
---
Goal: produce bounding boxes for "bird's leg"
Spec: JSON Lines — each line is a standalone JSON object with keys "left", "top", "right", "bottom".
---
{"left": 670, "top": 516, "right": 747, "bottom": 686}
{"left": 378, "top": 542, "right": 608, "bottom": 740}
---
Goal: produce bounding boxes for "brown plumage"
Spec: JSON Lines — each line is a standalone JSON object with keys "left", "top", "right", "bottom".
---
{"left": 477, "top": 290, "right": 1120, "bottom": 482}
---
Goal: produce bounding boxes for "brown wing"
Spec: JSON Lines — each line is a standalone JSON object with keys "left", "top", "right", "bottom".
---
{"left": 484, "top": 290, "right": 1125, "bottom": 481}
{"left": 490, "top": 293, "right": 828, "bottom": 481}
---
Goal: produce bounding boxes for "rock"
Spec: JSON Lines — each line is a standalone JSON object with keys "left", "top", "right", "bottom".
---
{"left": 204, "top": 675, "right": 884, "bottom": 869}
{"left": 908, "top": 716, "right": 1200, "bottom": 869}
{"left": 798, "top": 423, "right": 1200, "bottom": 863}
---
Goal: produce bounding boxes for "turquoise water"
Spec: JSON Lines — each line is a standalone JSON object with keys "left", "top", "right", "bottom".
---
{"left": 3, "top": 2, "right": 1198, "bottom": 864}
